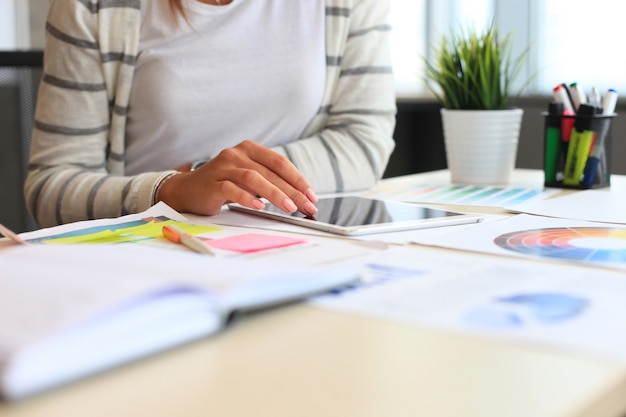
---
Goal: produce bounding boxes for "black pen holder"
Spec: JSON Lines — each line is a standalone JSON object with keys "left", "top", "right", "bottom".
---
{"left": 542, "top": 112, "right": 615, "bottom": 189}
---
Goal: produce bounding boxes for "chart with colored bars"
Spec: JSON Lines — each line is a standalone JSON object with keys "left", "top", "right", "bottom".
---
{"left": 495, "top": 227, "right": 626, "bottom": 263}
{"left": 25, "top": 216, "right": 308, "bottom": 254}
{"left": 25, "top": 216, "right": 220, "bottom": 245}
{"left": 364, "top": 183, "right": 554, "bottom": 207}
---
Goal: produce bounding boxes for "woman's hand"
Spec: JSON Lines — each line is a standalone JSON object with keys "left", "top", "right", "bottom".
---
{"left": 157, "top": 140, "right": 318, "bottom": 216}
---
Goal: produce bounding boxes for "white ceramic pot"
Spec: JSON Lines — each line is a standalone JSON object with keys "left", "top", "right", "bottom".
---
{"left": 441, "top": 108, "right": 523, "bottom": 185}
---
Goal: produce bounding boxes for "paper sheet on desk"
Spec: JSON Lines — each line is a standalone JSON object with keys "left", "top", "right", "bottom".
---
{"left": 19, "top": 202, "right": 190, "bottom": 242}
{"left": 18, "top": 202, "right": 386, "bottom": 269}
{"left": 410, "top": 213, "right": 626, "bottom": 271}
{"left": 359, "top": 179, "right": 558, "bottom": 208}
{"left": 311, "top": 246, "right": 626, "bottom": 363}
{"left": 504, "top": 189, "right": 626, "bottom": 224}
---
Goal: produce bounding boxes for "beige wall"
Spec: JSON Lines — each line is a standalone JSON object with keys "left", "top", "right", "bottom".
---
{"left": 29, "top": 0, "right": 47, "bottom": 49}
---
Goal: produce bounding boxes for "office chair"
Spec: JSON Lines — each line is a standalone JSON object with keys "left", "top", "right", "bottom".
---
{"left": 0, "top": 50, "right": 42, "bottom": 233}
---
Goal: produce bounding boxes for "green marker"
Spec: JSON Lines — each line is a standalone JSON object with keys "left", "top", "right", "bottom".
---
{"left": 544, "top": 102, "right": 563, "bottom": 184}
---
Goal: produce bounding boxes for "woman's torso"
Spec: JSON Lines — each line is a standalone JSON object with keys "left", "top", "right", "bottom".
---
{"left": 125, "top": 0, "right": 326, "bottom": 175}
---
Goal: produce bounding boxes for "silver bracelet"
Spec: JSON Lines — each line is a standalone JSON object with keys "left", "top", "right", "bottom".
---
{"left": 190, "top": 160, "right": 208, "bottom": 171}
{"left": 152, "top": 172, "right": 180, "bottom": 205}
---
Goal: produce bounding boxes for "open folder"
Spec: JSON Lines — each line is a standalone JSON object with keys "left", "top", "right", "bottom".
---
{"left": 0, "top": 243, "right": 357, "bottom": 400}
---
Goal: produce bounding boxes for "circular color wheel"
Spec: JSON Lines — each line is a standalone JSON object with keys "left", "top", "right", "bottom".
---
{"left": 494, "top": 227, "right": 626, "bottom": 263}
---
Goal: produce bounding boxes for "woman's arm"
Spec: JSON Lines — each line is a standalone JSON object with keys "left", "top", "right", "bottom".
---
{"left": 273, "top": 0, "right": 397, "bottom": 194}
{"left": 24, "top": 0, "right": 172, "bottom": 228}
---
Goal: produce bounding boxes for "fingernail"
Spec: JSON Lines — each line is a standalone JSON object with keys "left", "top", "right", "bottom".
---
{"left": 303, "top": 201, "right": 318, "bottom": 215}
{"left": 306, "top": 188, "right": 318, "bottom": 203}
{"left": 283, "top": 198, "right": 298, "bottom": 213}
{"left": 252, "top": 199, "right": 265, "bottom": 210}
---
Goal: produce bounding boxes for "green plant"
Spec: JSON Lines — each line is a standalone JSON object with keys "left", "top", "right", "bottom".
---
{"left": 424, "top": 21, "right": 531, "bottom": 110}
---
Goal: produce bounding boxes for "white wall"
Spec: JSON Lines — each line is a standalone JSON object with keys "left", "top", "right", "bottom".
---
{"left": 0, "top": 0, "right": 18, "bottom": 49}
{"left": 0, "top": 0, "right": 44, "bottom": 50}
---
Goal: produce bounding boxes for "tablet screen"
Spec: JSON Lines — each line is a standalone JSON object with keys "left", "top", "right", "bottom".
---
{"left": 229, "top": 196, "right": 482, "bottom": 235}
{"left": 255, "top": 196, "right": 464, "bottom": 227}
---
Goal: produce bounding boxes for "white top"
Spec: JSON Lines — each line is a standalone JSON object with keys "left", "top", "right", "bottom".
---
{"left": 125, "top": 0, "right": 326, "bottom": 175}
{"left": 26, "top": 0, "right": 397, "bottom": 227}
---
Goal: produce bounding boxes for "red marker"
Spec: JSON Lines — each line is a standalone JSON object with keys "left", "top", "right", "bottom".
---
{"left": 553, "top": 84, "right": 575, "bottom": 141}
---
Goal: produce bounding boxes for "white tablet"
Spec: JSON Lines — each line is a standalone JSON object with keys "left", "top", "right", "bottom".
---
{"left": 228, "top": 196, "right": 483, "bottom": 236}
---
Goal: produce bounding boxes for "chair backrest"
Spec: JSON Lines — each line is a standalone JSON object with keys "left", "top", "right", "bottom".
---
{"left": 0, "top": 50, "right": 43, "bottom": 233}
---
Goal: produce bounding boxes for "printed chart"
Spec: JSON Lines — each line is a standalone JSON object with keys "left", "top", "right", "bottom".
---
{"left": 27, "top": 216, "right": 220, "bottom": 245}
{"left": 311, "top": 246, "right": 626, "bottom": 362}
{"left": 410, "top": 214, "right": 626, "bottom": 270}
{"left": 463, "top": 292, "right": 589, "bottom": 330}
{"left": 362, "top": 183, "right": 555, "bottom": 208}
{"left": 495, "top": 227, "right": 626, "bottom": 263}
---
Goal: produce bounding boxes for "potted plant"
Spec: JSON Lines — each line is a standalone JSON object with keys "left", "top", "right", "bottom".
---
{"left": 424, "top": 21, "right": 532, "bottom": 185}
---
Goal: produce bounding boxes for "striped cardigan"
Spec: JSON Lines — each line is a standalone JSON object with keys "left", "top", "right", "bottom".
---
{"left": 25, "top": 0, "right": 397, "bottom": 227}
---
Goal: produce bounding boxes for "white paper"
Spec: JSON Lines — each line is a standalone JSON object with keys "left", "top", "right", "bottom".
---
{"left": 18, "top": 202, "right": 188, "bottom": 242}
{"left": 505, "top": 189, "right": 626, "bottom": 224}
{"left": 312, "top": 246, "right": 626, "bottom": 363}
{"left": 410, "top": 213, "right": 626, "bottom": 271}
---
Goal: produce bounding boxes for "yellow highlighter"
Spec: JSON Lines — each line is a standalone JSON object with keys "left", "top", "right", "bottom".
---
{"left": 563, "top": 104, "right": 598, "bottom": 186}
{"left": 563, "top": 130, "right": 594, "bottom": 186}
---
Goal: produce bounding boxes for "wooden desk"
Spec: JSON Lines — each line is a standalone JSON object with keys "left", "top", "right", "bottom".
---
{"left": 2, "top": 170, "right": 626, "bottom": 417}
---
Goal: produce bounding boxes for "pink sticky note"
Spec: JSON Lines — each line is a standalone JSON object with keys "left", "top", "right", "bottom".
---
{"left": 204, "top": 233, "right": 307, "bottom": 253}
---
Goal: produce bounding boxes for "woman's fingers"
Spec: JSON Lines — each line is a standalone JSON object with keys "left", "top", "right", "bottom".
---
{"left": 225, "top": 166, "right": 313, "bottom": 214}
{"left": 159, "top": 141, "right": 319, "bottom": 217}
{"left": 245, "top": 142, "right": 311, "bottom": 190}
{"left": 216, "top": 141, "right": 318, "bottom": 214}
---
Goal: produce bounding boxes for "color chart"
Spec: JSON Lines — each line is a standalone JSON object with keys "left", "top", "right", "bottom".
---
{"left": 494, "top": 227, "right": 626, "bottom": 263}
{"left": 363, "top": 183, "right": 555, "bottom": 208}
